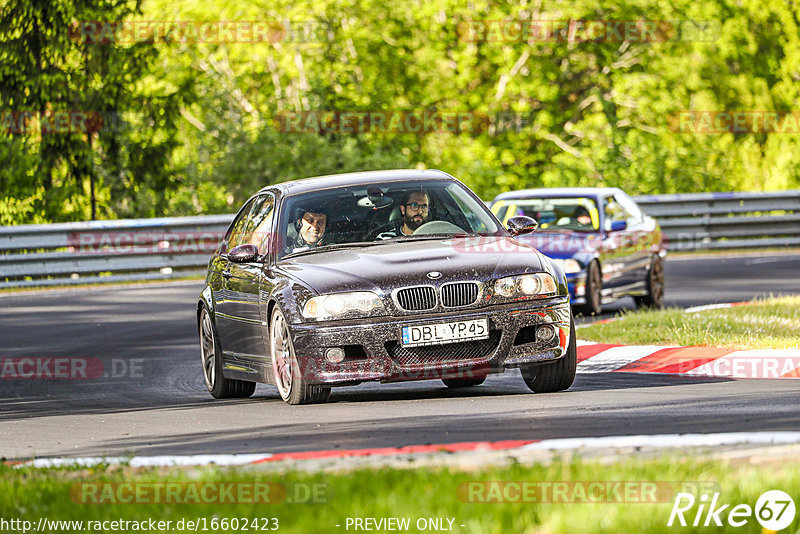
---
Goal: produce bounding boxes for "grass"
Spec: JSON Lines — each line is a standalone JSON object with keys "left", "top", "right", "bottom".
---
{"left": 579, "top": 296, "right": 800, "bottom": 350}
{"left": 3, "top": 453, "right": 800, "bottom": 534}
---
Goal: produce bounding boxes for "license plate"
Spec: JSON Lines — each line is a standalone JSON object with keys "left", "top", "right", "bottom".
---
{"left": 401, "top": 318, "right": 489, "bottom": 347}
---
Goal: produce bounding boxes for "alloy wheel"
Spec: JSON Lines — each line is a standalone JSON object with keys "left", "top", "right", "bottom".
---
{"left": 200, "top": 310, "right": 216, "bottom": 391}
{"left": 271, "top": 310, "right": 293, "bottom": 400}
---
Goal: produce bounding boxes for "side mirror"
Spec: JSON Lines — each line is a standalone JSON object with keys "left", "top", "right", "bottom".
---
{"left": 609, "top": 220, "right": 627, "bottom": 232}
{"left": 507, "top": 216, "right": 538, "bottom": 236}
{"left": 228, "top": 243, "right": 259, "bottom": 263}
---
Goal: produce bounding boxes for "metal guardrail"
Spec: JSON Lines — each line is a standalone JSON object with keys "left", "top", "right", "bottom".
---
{"left": 0, "top": 215, "right": 233, "bottom": 289}
{"left": 1, "top": 190, "right": 798, "bottom": 289}
{"left": 633, "top": 190, "right": 800, "bottom": 251}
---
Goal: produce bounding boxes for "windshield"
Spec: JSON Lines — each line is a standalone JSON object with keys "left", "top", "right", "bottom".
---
{"left": 278, "top": 179, "right": 503, "bottom": 258}
{"left": 491, "top": 197, "right": 600, "bottom": 232}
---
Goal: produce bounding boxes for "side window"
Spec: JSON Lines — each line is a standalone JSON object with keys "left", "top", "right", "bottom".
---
{"left": 604, "top": 197, "right": 624, "bottom": 221}
{"left": 223, "top": 197, "right": 258, "bottom": 253}
{"left": 245, "top": 195, "right": 276, "bottom": 253}
{"left": 614, "top": 192, "right": 644, "bottom": 222}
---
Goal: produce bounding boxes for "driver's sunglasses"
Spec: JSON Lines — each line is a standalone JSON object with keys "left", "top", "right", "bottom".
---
{"left": 405, "top": 202, "right": 429, "bottom": 212}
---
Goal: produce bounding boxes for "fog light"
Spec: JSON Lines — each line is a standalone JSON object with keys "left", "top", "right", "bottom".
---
{"left": 536, "top": 325, "right": 556, "bottom": 343}
{"left": 325, "top": 348, "right": 346, "bottom": 364}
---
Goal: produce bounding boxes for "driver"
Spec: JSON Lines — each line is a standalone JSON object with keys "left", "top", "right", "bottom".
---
{"left": 573, "top": 205, "right": 593, "bottom": 228}
{"left": 376, "top": 190, "right": 430, "bottom": 239}
{"left": 287, "top": 207, "right": 328, "bottom": 253}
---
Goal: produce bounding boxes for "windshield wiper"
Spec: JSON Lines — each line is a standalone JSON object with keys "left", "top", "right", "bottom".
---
{"left": 282, "top": 241, "right": 392, "bottom": 259}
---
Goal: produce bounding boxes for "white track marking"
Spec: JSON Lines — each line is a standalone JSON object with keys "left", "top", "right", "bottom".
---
{"left": 520, "top": 432, "right": 800, "bottom": 451}
{"left": 577, "top": 345, "right": 676, "bottom": 373}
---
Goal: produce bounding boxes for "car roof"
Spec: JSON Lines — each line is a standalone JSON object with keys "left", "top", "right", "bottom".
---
{"left": 259, "top": 169, "right": 457, "bottom": 196}
{"left": 491, "top": 187, "right": 624, "bottom": 202}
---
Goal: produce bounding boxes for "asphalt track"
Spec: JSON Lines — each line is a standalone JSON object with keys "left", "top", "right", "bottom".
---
{"left": 1, "top": 253, "right": 799, "bottom": 460}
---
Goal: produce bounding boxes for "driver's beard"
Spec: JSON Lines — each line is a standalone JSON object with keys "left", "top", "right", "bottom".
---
{"left": 404, "top": 213, "right": 427, "bottom": 232}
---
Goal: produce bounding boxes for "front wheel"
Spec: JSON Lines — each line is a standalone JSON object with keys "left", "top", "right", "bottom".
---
{"left": 521, "top": 317, "right": 577, "bottom": 393}
{"left": 634, "top": 255, "right": 665, "bottom": 309}
{"left": 199, "top": 307, "right": 256, "bottom": 399}
{"left": 270, "top": 307, "right": 331, "bottom": 405}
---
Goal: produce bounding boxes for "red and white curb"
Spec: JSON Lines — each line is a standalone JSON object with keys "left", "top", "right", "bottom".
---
{"left": 16, "top": 432, "right": 800, "bottom": 468}
{"left": 576, "top": 300, "right": 800, "bottom": 379}
{"left": 17, "top": 441, "right": 535, "bottom": 468}
{"left": 577, "top": 341, "right": 800, "bottom": 379}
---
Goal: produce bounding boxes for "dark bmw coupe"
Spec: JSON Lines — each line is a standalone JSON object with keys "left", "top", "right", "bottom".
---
{"left": 198, "top": 170, "right": 575, "bottom": 404}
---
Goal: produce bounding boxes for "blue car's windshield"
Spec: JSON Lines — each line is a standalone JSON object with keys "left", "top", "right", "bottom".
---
{"left": 492, "top": 197, "right": 600, "bottom": 232}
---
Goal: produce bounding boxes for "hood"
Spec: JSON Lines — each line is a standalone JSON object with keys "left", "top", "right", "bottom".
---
{"left": 277, "top": 236, "right": 548, "bottom": 295}
{"left": 515, "top": 230, "right": 601, "bottom": 259}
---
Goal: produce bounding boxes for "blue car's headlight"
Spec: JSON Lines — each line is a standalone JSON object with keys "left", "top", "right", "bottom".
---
{"left": 302, "top": 292, "right": 386, "bottom": 321}
{"left": 551, "top": 258, "right": 582, "bottom": 274}
{"left": 493, "top": 273, "right": 557, "bottom": 300}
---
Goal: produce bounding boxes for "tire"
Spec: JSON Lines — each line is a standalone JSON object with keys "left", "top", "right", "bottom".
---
{"left": 578, "top": 260, "right": 602, "bottom": 316}
{"left": 270, "top": 307, "right": 331, "bottom": 405}
{"left": 199, "top": 306, "right": 256, "bottom": 399}
{"left": 635, "top": 255, "right": 665, "bottom": 309}
{"left": 521, "top": 316, "right": 578, "bottom": 393}
{"left": 441, "top": 376, "right": 487, "bottom": 388}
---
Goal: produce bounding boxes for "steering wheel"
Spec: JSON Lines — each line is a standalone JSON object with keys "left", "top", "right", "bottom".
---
{"left": 412, "top": 221, "right": 465, "bottom": 235}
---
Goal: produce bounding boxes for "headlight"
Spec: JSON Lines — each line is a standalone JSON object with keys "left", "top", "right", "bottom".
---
{"left": 552, "top": 258, "right": 582, "bottom": 274}
{"left": 493, "top": 273, "right": 557, "bottom": 299}
{"left": 302, "top": 292, "right": 385, "bottom": 320}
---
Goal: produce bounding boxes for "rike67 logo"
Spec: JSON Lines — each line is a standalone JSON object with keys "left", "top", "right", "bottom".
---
{"left": 668, "top": 490, "right": 796, "bottom": 530}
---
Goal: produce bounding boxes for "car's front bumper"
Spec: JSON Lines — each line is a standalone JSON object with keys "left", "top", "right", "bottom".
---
{"left": 289, "top": 298, "right": 572, "bottom": 385}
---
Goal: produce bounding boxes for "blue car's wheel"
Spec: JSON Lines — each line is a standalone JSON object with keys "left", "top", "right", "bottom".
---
{"left": 635, "top": 256, "right": 665, "bottom": 309}
{"left": 578, "top": 260, "right": 602, "bottom": 316}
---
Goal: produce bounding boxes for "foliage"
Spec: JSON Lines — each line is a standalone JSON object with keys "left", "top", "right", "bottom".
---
{"left": 2, "top": 0, "right": 799, "bottom": 223}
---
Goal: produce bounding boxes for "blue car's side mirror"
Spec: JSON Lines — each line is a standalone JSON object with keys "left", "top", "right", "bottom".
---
{"left": 609, "top": 220, "right": 627, "bottom": 232}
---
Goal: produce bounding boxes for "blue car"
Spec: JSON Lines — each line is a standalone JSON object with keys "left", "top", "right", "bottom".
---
{"left": 490, "top": 188, "right": 666, "bottom": 315}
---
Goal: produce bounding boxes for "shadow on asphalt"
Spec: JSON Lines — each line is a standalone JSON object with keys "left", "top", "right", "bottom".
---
{"left": 0, "top": 371, "right": 732, "bottom": 423}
